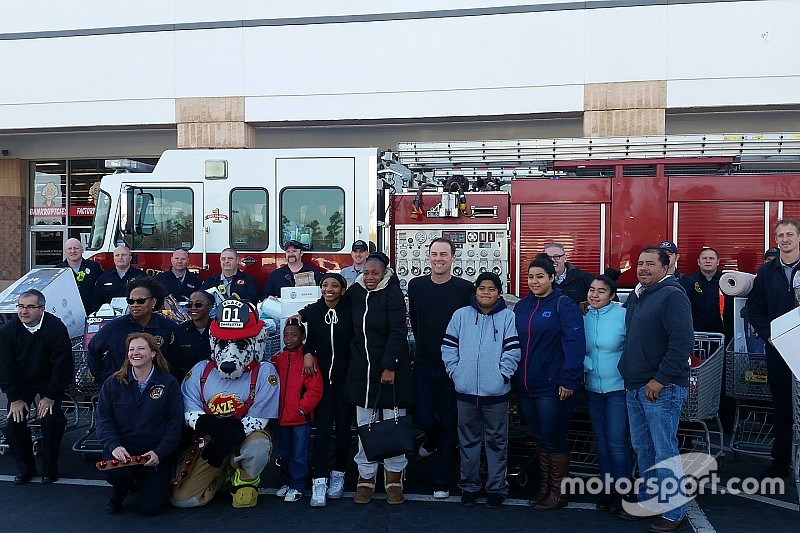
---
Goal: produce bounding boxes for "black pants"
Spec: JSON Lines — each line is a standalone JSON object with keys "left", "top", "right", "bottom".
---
{"left": 3, "top": 393, "right": 66, "bottom": 477}
{"left": 311, "top": 381, "right": 353, "bottom": 476}
{"left": 765, "top": 345, "right": 793, "bottom": 465}
{"left": 105, "top": 456, "right": 175, "bottom": 514}
{"left": 413, "top": 363, "right": 458, "bottom": 488}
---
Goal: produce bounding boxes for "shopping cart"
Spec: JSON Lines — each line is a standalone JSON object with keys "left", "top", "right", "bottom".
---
{"left": 70, "top": 347, "right": 103, "bottom": 457}
{"left": 725, "top": 347, "right": 774, "bottom": 459}
{"left": 263, "top": 332, "right": 281, "bottom": 360}
{"left": 678, "top": 332, "right": 726, "bottom": 471}
{"left": 792, "top": 377, "right": 800, "bottom": 497}
{"left": 567, "top": 410, "right": 600, "bottom": 476}
{"left": 507, "top": 394, "right": 537, "bottom": 488}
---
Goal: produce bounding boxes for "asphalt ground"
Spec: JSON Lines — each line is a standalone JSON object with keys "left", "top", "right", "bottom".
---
{"left": 1, "top": 406, "right": 798, "bottom": 533}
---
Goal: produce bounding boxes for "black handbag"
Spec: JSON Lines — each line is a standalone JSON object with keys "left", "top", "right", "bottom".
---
{"left": 357, "top": 385, "right": 414, "bottom": 462}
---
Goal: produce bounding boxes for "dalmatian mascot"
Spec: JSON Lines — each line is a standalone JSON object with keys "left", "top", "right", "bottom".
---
{"left": 171, "top": 299, "right": 280, "bottom": 509}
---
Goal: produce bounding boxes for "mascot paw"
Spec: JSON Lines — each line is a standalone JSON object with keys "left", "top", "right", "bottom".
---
{"left": 232, "top": 486, "right": 259, "bottom": 509}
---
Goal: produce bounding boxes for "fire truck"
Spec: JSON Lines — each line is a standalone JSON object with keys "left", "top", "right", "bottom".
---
{"left": 84, "top": 134, "right": 800, "bottom": 295}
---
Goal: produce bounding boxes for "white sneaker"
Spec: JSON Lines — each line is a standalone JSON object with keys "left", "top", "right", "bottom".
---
{"left": 276, "top": 485, "right": 289, "bottom": 498}
{"left": 327, "top": 470, "right": 345, "bottom": 499}
{"left": 284, "top": 489, "right": 303, "bottom": 502}
{"left": 433, "top": 490, "right": 450, "bottom": 499}
{"left": 310, "top": 477, "right": 327, "bottom": 507}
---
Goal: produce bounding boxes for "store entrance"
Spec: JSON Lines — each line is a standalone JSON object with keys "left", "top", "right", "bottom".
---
{"left": 30, "top": 229, "right": 65, "bottom": 268}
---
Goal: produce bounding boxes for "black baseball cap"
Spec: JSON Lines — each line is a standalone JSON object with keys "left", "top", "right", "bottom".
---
{"left": 658, "top": 241, "right": 679, "bottom": 254}
{"left": 351, "top": 240, "right": 368, "bottom": 252}
{"left": 284, "top": 239, "right": 304, "bottom": 250}
{"left": 764, "top": 247, "right": 779, "bottom": 260}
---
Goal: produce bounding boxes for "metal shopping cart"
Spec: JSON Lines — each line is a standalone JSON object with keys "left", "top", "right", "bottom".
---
{"left": 792, "top": 377, "right": 800, "bottom": 496}
{"left": 725, "top": 347, "right": 774, "bottom": 459}
{"left": 678, "top": 332, "right": 726, "bottom": 471}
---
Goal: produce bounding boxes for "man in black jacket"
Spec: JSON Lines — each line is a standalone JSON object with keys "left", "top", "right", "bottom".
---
{"left": 680, "top": 247, "right": 724, "bottom": 333}
{"left": 544, "top": 242, "right": 594, "bottom": 305}
{"left": 0, "top": 289, "right": 73, "bottom": 485}
{"left": 56, "top": 238, "right": 103, "bottom": 313}
{"left": 262, "top": 240, "right": 323, "bottom": 298}
{"left": 201, "top": 248, "right": 259, "bottom": 303}
{"left": 618, "top": 248, "right": 693, "bottom": 531}
{"left": 154, "top": 247, "right": 201, "bottom": 302}
{"left": 746, "top": 218, "right": 800, "bottom": 478}
{"left": 94, "top": 245, "right": 147, "bottom": 310}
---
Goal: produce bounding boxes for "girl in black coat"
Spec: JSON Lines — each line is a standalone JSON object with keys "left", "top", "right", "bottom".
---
{"left": 298, "top": 272, "right": 355, "bottom": 505}
{"left": 345, "top": 254, "right": 411, "bottom": 505}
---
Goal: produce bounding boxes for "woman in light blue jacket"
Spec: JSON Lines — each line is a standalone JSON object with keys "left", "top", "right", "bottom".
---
{"left": 583, "top": 272, "right": 631, "bottom": 513}
{"left": 442, "top": 272, "right": 520, "bottom": 509}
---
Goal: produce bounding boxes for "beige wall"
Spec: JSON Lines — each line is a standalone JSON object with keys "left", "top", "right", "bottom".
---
{"left": 0, "top": 159, "right": 26, "bottom": 281}
{"left": 176, "top": 97, "right": 255, "bottom": 149}
{"left": 584, "top": 81, "right": 667, "bottom": 137}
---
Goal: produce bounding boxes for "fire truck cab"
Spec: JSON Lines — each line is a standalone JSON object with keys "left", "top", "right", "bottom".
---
{"left": 85, "top": 148, "right": 385, "bottom": 286}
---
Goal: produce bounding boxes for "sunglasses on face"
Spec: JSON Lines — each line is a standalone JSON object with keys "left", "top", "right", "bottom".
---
{"left": 126, "top": 297, "right": 153, "bottom": 305}
{"left": 187, "top": 302, "right": 208, "bottom": 309}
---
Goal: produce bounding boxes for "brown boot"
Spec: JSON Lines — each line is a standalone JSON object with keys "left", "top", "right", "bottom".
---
{"left": 534, "top": 452, "right": 569, "bottom": 511}
{"left": 354, "top": 475, "right": 376, "bottom": 504}
{"left": 384, "top": 469, "right": 405, "bottom": 505}
{"left": 528, "top": 448, "right": 550, "bottom": 505}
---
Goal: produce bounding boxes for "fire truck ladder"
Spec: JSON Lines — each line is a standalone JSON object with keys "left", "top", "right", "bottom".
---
{"left": 396, "top": 132, "right": 800, "bottom": 180}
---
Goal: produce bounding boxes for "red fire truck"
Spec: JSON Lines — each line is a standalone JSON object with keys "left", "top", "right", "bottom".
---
{"left": 84, "top": 134, "right": 800, "bottom": 295}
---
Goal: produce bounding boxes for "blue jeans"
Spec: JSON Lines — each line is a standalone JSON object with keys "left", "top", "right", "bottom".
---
{"left": 278, "top": 424, "right": 311, "bottom": 491}
{"left": 626, "top": 384, "right": 688, "bottom": 522}
{"left": 517, "top": 393, "right": 577, "bottom": 453}
{"left": 413, "top": 363, "right": 458, "bottom": 487}
{"left": 585, "top": 389, "right": 632, "bottom": 491}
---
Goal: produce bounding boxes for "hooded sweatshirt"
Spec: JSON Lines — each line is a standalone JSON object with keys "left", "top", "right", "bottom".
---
{"left": 300, "top": 295, "right": 353, "bottom": 386}
{"left": 583, "top": 302, "right": 626, "bottom": 394}
{"left": 441, "top": 296, "right": 521, "bottom": 404}
{"left": 618, "top": 276, "right": 693, "bottom": 390}
{"left": 513, "top": 288, "right": 585, "bottom": 398}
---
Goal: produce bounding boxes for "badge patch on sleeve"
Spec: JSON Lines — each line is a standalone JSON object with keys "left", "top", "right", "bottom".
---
{"left": 268, "top": 374, "right": 278, "bottom": 386}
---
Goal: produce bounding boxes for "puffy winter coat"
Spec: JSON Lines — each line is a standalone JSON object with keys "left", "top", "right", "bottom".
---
{"left": 583, "top": 302, "right": 626, "bottom": 394}
{"left": 272, "top": 348, "right": 323, "bottom": 426}
{"left": 345, "top": 268, "right": 413, "bottom": 409}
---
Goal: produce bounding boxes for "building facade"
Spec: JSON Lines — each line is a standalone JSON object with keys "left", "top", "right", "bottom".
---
{"left": 1, "top": 0, "right": 798, "bottom": 282}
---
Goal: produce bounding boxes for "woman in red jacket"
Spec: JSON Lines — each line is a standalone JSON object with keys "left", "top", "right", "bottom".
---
{"left": 271, "top": 319, "right": 323, "bottom": 502}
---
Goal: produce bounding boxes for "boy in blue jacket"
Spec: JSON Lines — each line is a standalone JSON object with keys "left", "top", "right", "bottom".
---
{"left": 442, "top": 272, "right": 521, "bottom": 509}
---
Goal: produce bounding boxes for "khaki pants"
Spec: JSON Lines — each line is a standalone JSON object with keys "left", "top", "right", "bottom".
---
{"left": 171, "top": 430, "right": 271, "bottom": 508}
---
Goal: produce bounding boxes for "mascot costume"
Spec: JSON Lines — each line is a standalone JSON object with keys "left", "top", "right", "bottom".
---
{"left": 171, "top": 299, "right": 280, "bottom": 509}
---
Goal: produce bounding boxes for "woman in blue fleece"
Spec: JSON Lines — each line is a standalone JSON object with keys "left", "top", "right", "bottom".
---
{"left": 442, "top": 272, "right": 520, "bottom": 509}
{"left": 583, "top": 272, "right": 631, "bottom": 514}
{"left": 514, "top": 257, "right": 585, "bottom": 511}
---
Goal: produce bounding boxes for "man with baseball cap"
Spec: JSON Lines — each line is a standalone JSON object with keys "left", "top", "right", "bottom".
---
{"left": 340, "top": 240, "right": 370, "bottom": 285}
{"left": 658, "top": 241, "right": 684, "bottom": 280}
{"left": 262, "top": 240, "right": 323, "bottom": 298}
{"left": 764, "top": 247, "right": 779, "bottom": 263}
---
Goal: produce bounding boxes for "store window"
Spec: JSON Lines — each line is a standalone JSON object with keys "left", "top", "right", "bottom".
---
{"left": 280, "top": 187, "right": 345, "bottom": 251}
{"left": 30, "top": 161, "right": 67, "bottom": 226}
{"left": 124, "top": 187, "right": 194, "bottom": 250}
{"left": 230, "top": 188, "right": 268, "bottom": 251}
{"left": 28, "top": 157, "right": 159, "bottom": 269}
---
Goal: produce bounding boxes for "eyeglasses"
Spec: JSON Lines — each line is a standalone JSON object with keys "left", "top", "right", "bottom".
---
{"left": 126, "top": 297, "right": 153, "bottom": 305}
{"left": 548, "top": 254, "right": 566, "bottom": 261}
{"left": 16, "top": 304, "right": 43, "bottom": 310}
{"left": 187, "top": 302, "right": 208, "bottom": 309}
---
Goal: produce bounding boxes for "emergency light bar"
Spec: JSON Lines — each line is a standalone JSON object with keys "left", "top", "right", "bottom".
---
{"left": 104, "top": 159, "right": 155, "bottom": 173}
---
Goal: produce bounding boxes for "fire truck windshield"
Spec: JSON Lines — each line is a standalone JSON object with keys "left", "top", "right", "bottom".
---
{"left": 87, "top": 190, "right": 111, "bottom": 251}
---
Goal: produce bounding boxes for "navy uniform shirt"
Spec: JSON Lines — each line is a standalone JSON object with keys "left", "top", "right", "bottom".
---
{"left": 174, "top": 319, "right": 212, "bottom": 381}
{"left": 154, "top": 268, "right": 201, "bottom": 302}
{"left": 201, "top": 270, "right": 259, "bottom": 303}
{"left": 87, "top": 313, "right": 178, "bottom": 383}
{"left": 262, "top": 264, "right": 323, "bottom": 299}
{"left": 93, "top": 267, "right": 147, "bottom": 311}
{"left": 56, "top": 258, "right": 104, "bottom": 313}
